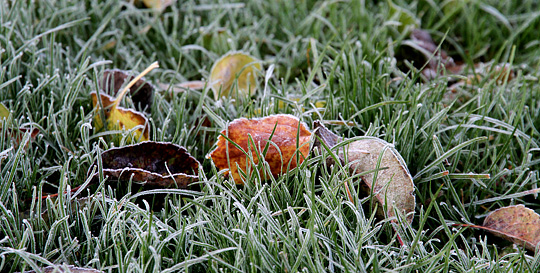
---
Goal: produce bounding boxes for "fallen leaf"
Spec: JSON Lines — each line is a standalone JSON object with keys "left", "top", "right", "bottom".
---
{"left": 157, "top": 80, "right": 206, "bottom": 96}
{"left": 101, "top": 69, "right": 154, "bottom": 111}
{"left": 19, "top": 265, "right": 101, "bottom": 273}
{"left": 312, "top": 121, "right": 415, "bottom": 223}
{"left": 91, "top": 92, "right": 149, "bottom": 141}
{"left": 132, "top": 0, "right": 174, "bottom": 11}
{"left": 207, "top": 115, "right": 311, "bottom": 184}
{"left": 401, "top": 28, "right": 456, "bottom": 79}
{"left": 483, "top": 205, "right": 540, "bottom": 251}
{"left": 92, "top": 62, "right": 159, "bottom": 142}
{"left": 0, "top": 102, "right": 9, "bottom": 120}
{"left": 91, "top": 141, "right": 199, "bottom": 188}
{"left": 401, "top": 29, "right": 516, "bottom": 86}
{"left": 209, "top": 52, "right": 262, "bottom": 101}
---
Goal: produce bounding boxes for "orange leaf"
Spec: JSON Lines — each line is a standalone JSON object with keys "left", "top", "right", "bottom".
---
{"left": 207, "top": 114, "right": 311, "bottom": 184}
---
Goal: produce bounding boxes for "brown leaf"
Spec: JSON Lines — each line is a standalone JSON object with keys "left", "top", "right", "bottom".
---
{"left": 207, "top": 115, "right": 311, "bottom": 184}
{"left": 312, "top": 121, "right": 415, "bottom": 223}
{"left": 101, "top": 69, "right": 154, "bottom": 111}
{"left": 402, "top": 29, "right": 456, "bottom": 77}
{"left": 19, "top": 265, "right": 101, "bottom": 273}
{"left": 91, "top": 141, "right": 199, "bottom": 188}
{"left": 482, "top": 205, "right": 540, "bottom": 251}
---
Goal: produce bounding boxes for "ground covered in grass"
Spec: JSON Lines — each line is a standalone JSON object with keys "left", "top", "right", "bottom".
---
{"left": 1, "top": 0, "right": 540, "bottom": 272}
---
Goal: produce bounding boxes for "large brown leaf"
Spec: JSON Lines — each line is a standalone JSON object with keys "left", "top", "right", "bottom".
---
{"left": 207, "top": 115, "right": 311, "bottom": 184}
{"left": 312, "top": 121, "right": 415, "bottom": 223}
{"left": 91, "top": 141, "right": 199, "bottom": 188}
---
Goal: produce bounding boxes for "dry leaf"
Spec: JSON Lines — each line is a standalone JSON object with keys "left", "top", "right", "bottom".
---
{"left": 92, "top": 62, "right": 159, "bottom": 142}
{"left": 401, "top": 28, "right": 456, "bottom": 79}
{"left": 91, "top": 141, "right": 199, "bottom": 188}
{"left": 312, "top": 121, "right": 415, "bottom": 223}
{"left": 207, "top": 115, "right": 311, "bottom": 184}
{"left": 483, "top": 205, "right": 540, "bottom": 251}
{"left": 101, "top": 69, "right": 154, "bottom": 111}
{"left": 209, "top": 52, "right": 261, "bottom": 100}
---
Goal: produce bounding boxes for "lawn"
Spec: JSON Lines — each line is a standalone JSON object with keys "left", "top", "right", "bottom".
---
{"left": 1, "top": 0, "right": 540, "bottom": 272}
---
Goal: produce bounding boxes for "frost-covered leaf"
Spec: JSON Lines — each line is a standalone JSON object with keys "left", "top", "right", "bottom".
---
{"left": 91, "top": 62, "right": 158, "bottom": 142}
{"left": 312, "top": 121, "right": 415, "bottom": 223}
{"left": 90, "top": 141, "right": 199, "bottom": 188}
{"left": 483, "top": 205, "right": 540, "bottom": 251}
{"left": 209, "top": 52, "right": 261, "bottom": 101}
{"left": 207, "top": 115, "right": 311, "bottom": 184}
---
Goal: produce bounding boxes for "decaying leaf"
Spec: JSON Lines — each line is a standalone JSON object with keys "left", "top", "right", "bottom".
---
{"left": 92, "top": 62, "right": 158, "bottom": 142}
{"left": 401, "top": 29, "right": 515, "bottom": 86}
{"left": 312, "top": 121, "right": 415, "bottom": 223}
{"left": 482, "top": 205, "right": 540, "bottom": 251}
{"left": 19, "top": 265, "right": 101, "bottom": 273}
{"left": 207, "top": 115, "right": 311, "bottom": 184}
{"left": 101, "top": 69, "right": 154, "bottom": 111}
{"left": 91, "top": 141, "right": 200, "bottom": 188}
{"left": 209, "top": 52, "right": 262, "bottom": 101}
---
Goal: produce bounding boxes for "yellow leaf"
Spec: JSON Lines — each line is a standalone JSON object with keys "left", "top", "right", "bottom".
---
{"left": 142, "top": 0, "right": 173, "bottom": 11}
{"left": 0, "top": 103, "right": 9, "bottom": 121}
{"left": 92, "top": 62, "right": 159, "bottom": 142}
{"left": 209, "top": 52, "right": 262, "bottom": 101}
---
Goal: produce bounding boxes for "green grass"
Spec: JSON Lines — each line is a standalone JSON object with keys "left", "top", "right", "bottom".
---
{"left": 1, "top": 0, "right": 540, "bottom": 272}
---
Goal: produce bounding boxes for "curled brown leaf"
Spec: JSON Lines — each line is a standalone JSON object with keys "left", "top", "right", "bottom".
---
{"left": 91, "top": 141, "right": 199, "bottom": 188}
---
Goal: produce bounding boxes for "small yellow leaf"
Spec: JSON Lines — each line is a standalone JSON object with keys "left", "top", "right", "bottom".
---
{"left": 91, "top": 92, "right": 150, "bottom": 141}
{"left": 91, "top": 62, "right": 158, "bottom": 142}
{"left": 143, "top": 0, "right": 174, "bottom": 11}
{"left": 209, "top": 52, "right": 262, "bottom": 100}
{"left": 0, "top": 103, "right": 9, "bottom": 122}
